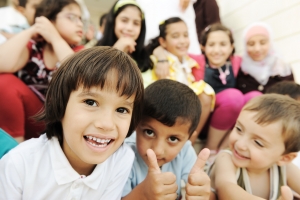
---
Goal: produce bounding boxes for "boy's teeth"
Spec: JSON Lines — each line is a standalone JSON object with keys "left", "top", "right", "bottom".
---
{"left": 86, "top": 136, "right": 111, "bottom": 144}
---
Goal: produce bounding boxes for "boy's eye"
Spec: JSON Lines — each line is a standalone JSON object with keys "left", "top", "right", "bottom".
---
{"left": 144, "top": 129, "right": 154, "bottom": 137}
{"left": 84, "top": 99, "right": 97, "bottom": 107}
{"left": 168, "top": 136, "right": 179, "bottom": 143}
{"left": 254, "top": 140, "right": 264, "bottom": 147}
{"left": 116, "top": 107, "right": 129, "bottom": 114}
{"left": 235, "top": 126, "right": 242, "bottom": 132}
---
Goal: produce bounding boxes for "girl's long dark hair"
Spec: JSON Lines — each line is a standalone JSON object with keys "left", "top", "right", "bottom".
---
{"left": 97, "top": 2, "right": 152, "bottom": 72}
{"left": 145, "top": 17, "right": 184, "bottom": 56}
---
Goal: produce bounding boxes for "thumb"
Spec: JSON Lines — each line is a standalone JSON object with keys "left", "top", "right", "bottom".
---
{"left": 278, "top": 186, "right": 293, "bottom": 200}
{"left": 146, "top": 149, "right": 161, "bottom": 174}
{"left": 190, "top": 148, "right": 210, "bottom": 174}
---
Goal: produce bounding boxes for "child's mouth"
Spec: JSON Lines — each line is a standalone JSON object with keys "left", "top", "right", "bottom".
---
{"left": 83, "top": 135, "right": 113, "bottom": 148}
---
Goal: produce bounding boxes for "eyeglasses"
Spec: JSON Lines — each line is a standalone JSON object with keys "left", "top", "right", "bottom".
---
{"left": 63, "top": 13, "right": 83, "bottom": 24}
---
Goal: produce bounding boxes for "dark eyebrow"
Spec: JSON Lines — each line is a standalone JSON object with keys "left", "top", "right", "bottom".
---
{"left": 77, "top": 91, "right": 134, "bottom": 108}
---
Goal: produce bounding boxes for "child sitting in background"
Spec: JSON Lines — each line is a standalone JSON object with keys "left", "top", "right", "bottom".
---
{"left": 0, "top": 46, "right": 144, "bottom": 199}
{"left": 0, "top": 0, "right": 84, "bottom": 142}
{"left": 208, "top": 94, "right": 300, "bottom": 200}
{"left": 97, "top": 0, "right": 152, "bottom": 73}
{"left": 0, "top": 0, "right": 42, "bottom": 44}
{"left": 145, "top": 17, "right": 215, "bottom": 144}
{"left": 198, "top": 23, "right": 261, "bottom": 158}
{"left": 122, "top": 79, "right": 211, "bottom": 200}
{"left": 236, "top": 22, "right": 294, "bottom": 94}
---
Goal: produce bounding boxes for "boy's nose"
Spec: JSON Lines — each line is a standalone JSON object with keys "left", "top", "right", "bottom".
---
{"left": 151, "top": 141, "right": 164, "bottom": 157}
{"left": 94, "top": 112, "right": 115, "bottom": 131}
{"left": 235, "top": 138, "right": 247, "bottom": 151}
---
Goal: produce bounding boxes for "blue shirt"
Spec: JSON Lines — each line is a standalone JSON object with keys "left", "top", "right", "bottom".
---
{"left": 122, "top": 132, "right": 197, "bottom": 198}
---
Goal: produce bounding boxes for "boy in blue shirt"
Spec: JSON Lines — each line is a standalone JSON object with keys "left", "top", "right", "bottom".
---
{"left": 122, "top": 79, "right": 211, "bottom": 200}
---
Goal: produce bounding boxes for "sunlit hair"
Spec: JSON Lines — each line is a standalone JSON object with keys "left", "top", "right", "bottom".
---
{"left": 97, "top": 1, "right": 152, "bottom": 72}
{"left": 200, "top": 23, "right": 235, "bottom": 56}
{"left": 243, "top": 94, "right": 300, "bottom": 153}
{"left": 143, "top": 79, "right": 201, "bottom": 136}
{"left": 36, "top": 46, "right": 144, "bottom": 144}
{"left": 146, "top": 17, "right": 185, "bottom": 55}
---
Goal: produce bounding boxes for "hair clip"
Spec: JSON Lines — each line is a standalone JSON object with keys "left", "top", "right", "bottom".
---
{"left": 204, "top": 25, "right": 211, "bottom": 32}
{"left": 159, "top": 20, "right": 165, "bottom": 25}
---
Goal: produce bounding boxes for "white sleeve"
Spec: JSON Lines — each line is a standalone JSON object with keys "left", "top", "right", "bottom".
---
{"left": 100, "top": 144, "right": 135, "bottom": 200}
{"left": 0, "top": 153, "right": 23, "bottom": 199}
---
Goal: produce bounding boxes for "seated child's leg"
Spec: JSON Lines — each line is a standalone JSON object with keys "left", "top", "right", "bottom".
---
{"left": 0, "top": 74, "right": 44, "bottom": 140}
{"left": 206, "top": 89, "right": 244, "bottom": 151}
{"left": 190, "top": 93, "right": 213, "bottom": 144}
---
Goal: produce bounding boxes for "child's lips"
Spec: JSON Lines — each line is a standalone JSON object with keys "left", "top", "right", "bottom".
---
{"left": 76, "top": 31, "right": 83, "bottom": 37}
{"left": 233, "top": 149, "right": 249, "bottom": 160}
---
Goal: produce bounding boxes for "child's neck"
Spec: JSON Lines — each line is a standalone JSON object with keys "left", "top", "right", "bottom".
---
{"left": 247, "top": 169, "right": 271, "bottom": 199}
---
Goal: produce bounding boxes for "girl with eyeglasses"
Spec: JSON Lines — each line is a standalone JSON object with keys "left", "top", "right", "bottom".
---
{"left": 0, "top": 0, "right": 84, "bottom": 142}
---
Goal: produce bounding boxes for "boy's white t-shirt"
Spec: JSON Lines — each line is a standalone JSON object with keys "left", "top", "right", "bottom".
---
{"left": 0, "top": 134, "right": 134, "bottom": 200}
{"left": 122, "top": 132, "right": 197, "bottom": 198}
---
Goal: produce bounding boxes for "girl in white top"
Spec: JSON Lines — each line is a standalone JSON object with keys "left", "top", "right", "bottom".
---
{"left": 0, "top": 46, "right": 144, "bottom": 199}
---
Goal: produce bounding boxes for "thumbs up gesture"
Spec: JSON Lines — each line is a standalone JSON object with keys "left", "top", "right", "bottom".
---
{"left": 186, "top": 148, "right": 211, "bottom": 199}
{"left": 142, "top": 149, "right": 178, "bottom": 200}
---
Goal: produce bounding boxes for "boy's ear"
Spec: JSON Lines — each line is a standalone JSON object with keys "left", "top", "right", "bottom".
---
{"left": 277, "top": 152, "right": 298, "bottom": 166}
{"left": 158, "top": 37, "right": 167, "bottom": 48}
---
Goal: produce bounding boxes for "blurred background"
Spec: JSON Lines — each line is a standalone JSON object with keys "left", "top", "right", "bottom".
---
{"left": 1, "top": 0, "right": 299, "bottom": 82}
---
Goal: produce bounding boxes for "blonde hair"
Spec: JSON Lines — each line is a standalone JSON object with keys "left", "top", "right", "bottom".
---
{"left": 243, "top": 94, "right": 300, "bottom": 153}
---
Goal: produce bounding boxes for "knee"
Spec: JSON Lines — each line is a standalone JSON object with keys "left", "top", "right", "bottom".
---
{"left": 198, "top": 93, "right": 213, "bottom": 108}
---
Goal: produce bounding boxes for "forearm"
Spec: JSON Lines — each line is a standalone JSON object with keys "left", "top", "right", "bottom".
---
{"left": 153, "top": 46, "right": 167, "bottom": 60}
{"left": 0, "top": 28, "right": 33, "bottom": 73}
{"left": 51, "top": 37, "right": 74, "bottom": 63}
{"left": 217, "top": 182, "right": 264, "bottom": 200}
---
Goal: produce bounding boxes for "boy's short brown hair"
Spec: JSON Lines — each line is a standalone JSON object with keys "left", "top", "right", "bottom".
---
{"left": 243, "top": 94, "right": 300, "bottom": 153}
{"left": 37, "top": 46, "right": 144, "bottom": 144}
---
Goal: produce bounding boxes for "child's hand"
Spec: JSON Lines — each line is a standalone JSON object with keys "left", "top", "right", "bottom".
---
{"left": 34, "top": 16, "right": 62, "bottom": 44}
{"left": 277, "top": 186, "right": 293, "bottom": 200}
{"left": 143, "top": 149, "right": 178, "bottom": 200}
{"left": 113, "top": 37, "right": 136, "bottom": 54}
{"left": 186, "top": 148, "right": 211, "bottom": 200}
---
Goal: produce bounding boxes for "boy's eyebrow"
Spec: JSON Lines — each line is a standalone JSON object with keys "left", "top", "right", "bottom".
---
{"left": 77, "top": 91, "right": 99, "bottom": 98}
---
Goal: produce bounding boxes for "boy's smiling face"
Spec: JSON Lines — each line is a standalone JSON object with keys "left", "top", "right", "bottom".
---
{"left": 136, "top": 116, "right": 191, "bottom": 167}
{"left": 61, "top": 84, "right": 135, "bottom": 175}
{"left": 229, "top": 110, "right": 288, "bottom": 173}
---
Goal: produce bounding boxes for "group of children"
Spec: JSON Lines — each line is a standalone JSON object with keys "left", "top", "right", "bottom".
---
{"left": 0, "top": 0, "right": 299, "bottom": 199}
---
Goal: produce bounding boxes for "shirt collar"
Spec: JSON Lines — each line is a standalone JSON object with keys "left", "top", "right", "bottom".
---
{"left": 49, "top": 136, "right": 106, "bottom": 190}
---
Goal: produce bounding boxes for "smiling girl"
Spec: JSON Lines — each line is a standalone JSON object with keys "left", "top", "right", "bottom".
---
{"left": 97, "top": 0, "right": 152, "bottom": 72}
{"left": 198, "top": 23, "right": 261, "bottom": 158}
{"left": 0, "top": 0, "right": 84, "bottom": 142}
{"left": 236, "top": 22, "right": 294, "bottom": 94}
